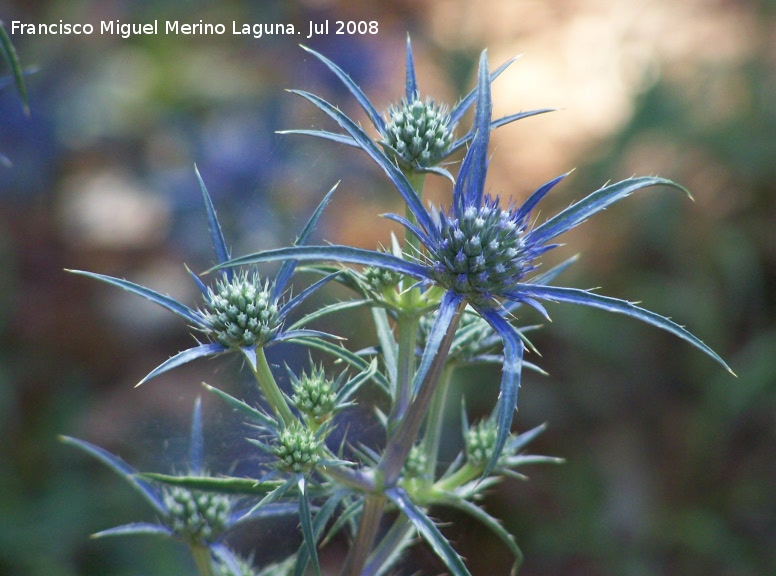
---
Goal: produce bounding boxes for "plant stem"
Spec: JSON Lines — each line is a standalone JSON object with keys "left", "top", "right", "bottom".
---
{"left": 434, "top": 461, "right": 481, "bottom": 493}
{"left": 250, "top": 348, "right": 295, "bottom": 426}
{"left": 388, "top": 312, "right": 420, "bottom": 429}
{"left": 421, "top": 364, "right": 454, "bottom": 479}
{"left": 380, "top": 300, "right": 465, "bottom": 486}
{"left": 340, "top": 493, "right": 386, "bottom": 576}
{"left": 190, "top": 544, "right": 215, "bottom": 576}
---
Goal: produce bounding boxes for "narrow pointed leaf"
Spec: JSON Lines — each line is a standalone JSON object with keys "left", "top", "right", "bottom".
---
{"left": 189, "top": 397, "right": 204, "bottom": 474}
{"left": 213, "top": 244, "right": 429, "bottom": 281}
{"left": 67, "top": 269, "right": 204, "bottom": 326}
{"left": 137, "top": 343, "right": 225, "bottom": 387}
{"left": 478, "top": 307, "right": 525, "bottom": 478}
{"left": 243, "top": 475, "right": 297, "bottom": 518}
{"left": 0, "top": 21, "right": 29, "bottom": 114}
{"left": 288, "top": 89, "right": 435, "bottom": 234}
{"left": 414, "top": 291, "right": 464, "bottom": 394}
{"left": 511, "top": 284, "right": 734, "bottom": 374}
{"left": 59, "top": 436, "right": 166, "bottom": 514}
{"left": 458, "top": 51, "right": 492, "bottom": 210}
{"left": 195, "top": 165, "right": 231, "bottom": 272}
{"left": 274, "top": 182, "right": 339, "bottom": 298}
{"left": 211, "top": 544, "right": 244, "bottom": 575}
{"left": 385, "top": 487, "right": 471, "bottom": 576}
{"left": 300, "top": 45, "right": 386, "bottom": 133}
{"left": 138, "top": 472, "right": 282, "bottom": 496}
{"left": 295, "top": 491, "right": 348, "bottom": 576}
{"left": 201, "top": 382, "right": 278, "bottom": 429}
{"left": 278, "top": 271, "right": 341, "bottom": 321}
{"left": 405, "top": 35, "right": 418, "bottom": 100}
{"left": 436, "top": 493, "right": 523, "bottom": 575}
{"left": 529, "top": 177, "right": 690, "bottom": 246}
{"left": 289, "top": 299, "right": 372, "bottom": 331}
{"left": 514, "top": 172, "right": 571, "bottom": 223}
{"left": 92, "top": 523, "right": 173, "bottom": 539}
{"left": 278, "top": 128, "right": 359, "bottom": 148}
{"left": 297, "top": 476, "right": 321, "bottom": 576}
{"left": 371, "top": 307, "right": 398, "bottom": 389}
{"left": 450, "top": 54, "right": 520, "bottom": 124}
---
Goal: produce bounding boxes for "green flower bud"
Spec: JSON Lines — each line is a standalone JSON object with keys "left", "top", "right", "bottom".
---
{"left": 363, "top": 265, "right": 402, "bottom": 295}
{"left": 291, "top": 365, "right": 337, "bottom": 425}
{"left": 465, "top": 420, "right": 502, "bottom": 471}
{"left": 162, "top": 486, "right": 231, "bottom": 545}
{"left": 431, "top": 200, "right": 532, "bottom": 305}
{"left": 202, "top": 271, "right": 281, "bottom": 349}
{"left": 402, "top": 444, "right": 428, "bottom": 479}
{"left": 381, "top": 97, "right": 454, "bottom": 169}
{"left": 273, "top": 422, "right": 322, "bottom": 475}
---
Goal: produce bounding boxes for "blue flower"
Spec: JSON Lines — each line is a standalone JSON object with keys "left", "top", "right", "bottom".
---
{"left": 284, "top": 37, "right": 552, "bottom": 177}
{"left": 68, "top": 168, "right": 339, "bottom": 386}
{"left": 60, "top": 398, "right": 293, "bottom": 574}
{"left": 217, "top": 51, "right": 733, "bottom": 475}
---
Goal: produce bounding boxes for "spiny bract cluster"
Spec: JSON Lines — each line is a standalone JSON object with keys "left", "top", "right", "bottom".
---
{"left": 273, "top": 423, "right": 322, "bottom": 474}
{"left": 431, "top": 200, "right": 531, "bottom": 304}
{"left": 291, "top": 365, "right": 337, "bottom": 425}
{"left": 162, "top": 486, "right": 231, "bottom": 544}
{"left": 381, "top": 97, "right": 454, "bottom": 169}
{"left": 202, "top": 271, "right": 281, "bottom": 348}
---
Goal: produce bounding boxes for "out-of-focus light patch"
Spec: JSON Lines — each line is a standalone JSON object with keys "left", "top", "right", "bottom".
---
{"left": 423, "top": 0, "right": 759, "bottom": 192}
{"left": 58, "top": 170, "right": 170, "bottom": 249}
{"left": 56, "top": 47, "right": 158, "bottom": 146}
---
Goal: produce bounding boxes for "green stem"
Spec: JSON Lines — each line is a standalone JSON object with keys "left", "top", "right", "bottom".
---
{"left": 249, "top": 348, "right": 295, "bottom": 427}
{"left": 421, "top": 364, "right": 454, "bottom": 479}
{"left": 190, "top": 544, "right": 215, "bottom": 576}
{"left": 380, "top": 300, "right": 465, "bottom": 486}
{"left": 434, "top": 461, "right": 481, "bottom": 493}
{"left": 340, "top": 493, "right": 387, "bottom": 576}
{"left": 388, "top": 312, "right": 420, "bottom": 429}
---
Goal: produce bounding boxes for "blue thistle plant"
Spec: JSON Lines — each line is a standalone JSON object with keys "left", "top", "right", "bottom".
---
{"left": 284, "top": 36, "right": 552, "bottom": 177}
{"left": 60, "top": 398, "right": 292, "bottom": 575}
{"left": 68, "top": 168, "right": 340, "bottom": 422}
{"left": 216, "top": 50, "right": 733, "bottom": 478}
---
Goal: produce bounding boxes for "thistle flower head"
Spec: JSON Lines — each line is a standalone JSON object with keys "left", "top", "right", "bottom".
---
{"left": 381, "top": 96, "right": 455, "bottom": 169}
{"left": 202, "top": 271, "right": 281, "bottom": 349}
{"left": 273, "top": 422, "right": 322, "bottom": 475}
{"left": 162, "top": 485, "right": 231, "bottom": 545}
{"left": 430, "top": 199, "right": 535, "bottom": 306}
{"left": 287, "top": 38, "right": 551, "bottom": 177}
{"left": 291, "top": 364, "right": 337, "bottom": 425}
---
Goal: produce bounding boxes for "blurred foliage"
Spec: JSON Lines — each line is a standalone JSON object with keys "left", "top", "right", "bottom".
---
{"left": 0, "top": 0, "right": 773, "bottom": 575}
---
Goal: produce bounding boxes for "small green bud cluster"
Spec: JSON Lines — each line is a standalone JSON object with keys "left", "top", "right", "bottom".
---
{"left": 432, "top": 202, "right": 530, "bottom": 304}
{"left": 363, "top": 265, "right": 402, "bottom": 294}
{"left": 382, "top": 97, "right": 454, "bottom": 168}
{"left": 402, "top": 444, "right": 428, "bottom": 479}
{"left": 202, "top": 271, "right": 281, "bottom": 348}
{"left": 291, "top": 365, "right": 337, "bottom": 425}
{"left": 465, "top": 420, "right": 502, "bottom": 471}
{"left": 273, "top": 422, "right": 322, "bottom": 474}
{"left": 162, "top": 485, "right": 231, "bottom": 544}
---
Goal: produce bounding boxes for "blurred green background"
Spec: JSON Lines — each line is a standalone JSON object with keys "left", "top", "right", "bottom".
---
{"left": 1, "top": 0, "right": 773, "bottom": 574}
